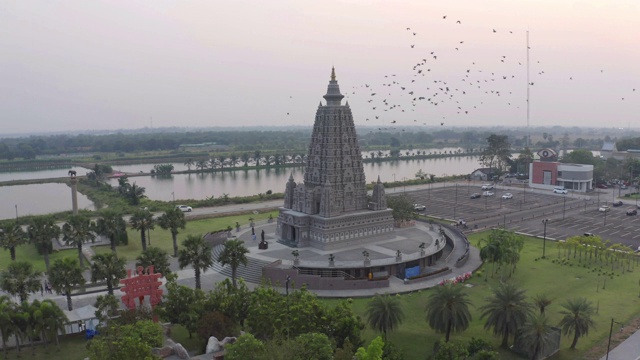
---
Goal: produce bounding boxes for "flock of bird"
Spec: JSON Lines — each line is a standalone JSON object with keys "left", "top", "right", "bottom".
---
{"left": 285, "top": 14, "right": 637, "bottom": 132}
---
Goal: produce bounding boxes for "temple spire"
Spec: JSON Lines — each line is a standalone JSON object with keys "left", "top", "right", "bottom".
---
{"left": 323, "top": 66, "right": 344, "bottom": 106}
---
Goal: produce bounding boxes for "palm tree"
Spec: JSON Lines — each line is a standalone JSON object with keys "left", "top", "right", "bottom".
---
{"left": 48, "top": 257, "right": 86, "bottom": 311}
{"left": 95, "top": 210, "right": 128, "bottom": 254}
{"left": 117, "top": 176, "right": 130, "bottom": 195}
{"left": 241, "top": 153, "right": 250, "bottom": 167}
{"left": 184, "top": 158, "right": 194, "bottom": 171}
{"left": 127, "top": 182, "right": 146, "bottom": 205}
{"left": 62, "top": 214, "right": 96, "bottom": 268}
{"left": 558, "top": 297, "right": 596, "bottom": 349}
{"left": 0, "top": 221, "right": 27, "bottom": 261}
{"left": 254, "top": 150, "right": 261, "bottom": 166}
{"left": 0, "top": 261, "right": 42, "bottom": 303}
{"left": 39, "top": 299, "right": 67, "bottom": 350}
{"left": 129, "top": 209, "right": 155, "bottom": 252}
{"left": 479, "top": 282, "right": 534, "bottom": 348}
{"left": 178, "top": 235, "right": 214, "bottom": 289}
{"left": 217, "top": 239, "right": 248, "bottom": 288}
{"left": 532, "top": 293, "right": 554, "bottom": 315}
{"left": 136, "top": 247, "right": 172, "bottom": 277}
{"left": 365, "top": 294, "right": 405, "bottom": 340}
{"left": 518, "top": 313, "right": 555, "bottom": 360}
{"left": 425, "top": 282, "right": 473, "bottom": 342}
{"left": 196, "top": 159, "right": 208, "bottom": 172}
{"left": 27, "top": 216, "right": 61, "bottom": 273}
{"left": 0, "top": 295, "right": 18, "bottom": 358}
{"left": 91, "top": 253, "right": 127, "bottom": 295}
{"left": 157, "top": 208, "right": 186, "bottom": 257}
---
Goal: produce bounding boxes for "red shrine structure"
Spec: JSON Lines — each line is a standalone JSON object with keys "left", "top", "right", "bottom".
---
{"left": 120, "top": 265, "right": 163, "bottom": 310}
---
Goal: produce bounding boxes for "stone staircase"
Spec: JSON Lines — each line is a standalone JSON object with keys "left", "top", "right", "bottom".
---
{"left": 210, "top": 245, "right": 272, "bottom": 284}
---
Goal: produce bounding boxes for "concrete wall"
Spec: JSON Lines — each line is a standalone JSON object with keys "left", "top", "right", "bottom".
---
{"left": 263, "top": 262, "right": 390, "bottom": 291}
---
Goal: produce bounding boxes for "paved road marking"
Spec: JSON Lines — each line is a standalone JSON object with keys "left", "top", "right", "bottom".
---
{"left": 610, "top": 230, "right": 620, "bottom": 236}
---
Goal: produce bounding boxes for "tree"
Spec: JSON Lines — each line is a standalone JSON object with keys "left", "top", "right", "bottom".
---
{"left": 136, "top": 247, "right": 171, "bottom": 278}
{"left": 178, "top": 235, "right": 214, "bottom": 290}
{"left": 157, "top": 208, "right": 186, "bottom": 257}
{"left": 425, "top": 282, "right": 473, "bottom": 342}
{"left": 62, "top": 214, "right": 96, "bottom": 268}
{"left": 129, "top": 209, "right": 155, "bottom": 252}
{"left": 355, "top": 336, "right": 384, "bottom": 360}
{"left": 117, "top": 176, "right": 130, "bottom": 195}
{"left": 295, "top": 332, "right": 334, "bottom": 360}
{"left": 95, "top": 210, "right": 128, "bottom": 254}
{"left": 0, "top": 261, "right": 41, "bottom": 303}
{"left": 365, "top": 294, "right": 405, "bottom": 340}
{"left": 532, "top": 293, "right": 554, "bottom": 315}
{"left": 184, "top": 158, "right": 194, "bottom": 171}
{"left": 217, "top": 239, "right": 248, "bottom": 288}
{"left": 87, "top": 320, "right": 163, "bottom": 360}
{"left": 126, "top": 183, "right": 146, "bottom": 205}
{"left": 479, "top": 134, "right": 512, "bottom": 176}
{"left": 94, "top": 294, "right": 120, "bottom": 324}
{"left": 386, "top": 194, "right": 416, "bottom": 223}
{"left": 518, "top": 313, "right": 555, "bottom": 360}
{"left": 432, "top": 339, "right": 469, "bottom": 360}
{"left": 0, "top": 296, "right": 18, "bottom": 358}
{"left": 27, "top": 216, "right": 61, "bottom": 273}
{"left": 156, "top": 282, "right": 205, "bottom": 338}
{"left": 30, "top": 299, "right": 67, "bottom": 351}
{"left": 225, "top": 333, "right": 266, "bottom": 360}
{"left": 0, "top": 221, "right": 27, "bottom": 261}
{"left": 48, "top": 257, "right": 86, "bottom": 311}
{"left": 254, "top": 150, "right": 261, "bottom": 166}
{"left": 558, "top": 297, "right": 596, "bottom": 349}
{"left": 479, "top": 282, "right": 533, "bottom": 348}
{"left": 91, "top": 253, "right": 126, "bottom": 295}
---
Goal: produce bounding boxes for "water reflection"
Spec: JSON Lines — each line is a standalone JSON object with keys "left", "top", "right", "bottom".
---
{"left": 0, "top": 183, "right": 95, "bottom": 220}
{"left": 109, "top": 156, "right": 481, "bottom": 201}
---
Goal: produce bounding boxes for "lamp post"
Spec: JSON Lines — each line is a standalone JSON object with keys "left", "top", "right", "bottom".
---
{"left": 542, "top": 219, "right": 549, "bottom": 258}
{"left": 563, "top": 196, "right": 566, "bottom": 220}
{"left": 171, "top": 192, "right": 175, "bottom": 202}
{"left": 285, "top": 275, "right": 291, "bottom": 296}
{"left": 392, "top": 173, "right": 396, "bottom": 192}
{"left": 604, "top": 207, "right": 608, "bottom": 226}
{"left": 403, "top": 177, "right": 406, "bottom": 193}
{"left": 14, "top": 204, "right": 18, "bottom": 220}
{"left": 605, "top": 318, "right": 624, "bottom": 360}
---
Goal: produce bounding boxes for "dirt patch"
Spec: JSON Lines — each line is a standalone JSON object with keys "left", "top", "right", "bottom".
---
{"left": 582, "top": 315, "right": 640, "bottom": 360}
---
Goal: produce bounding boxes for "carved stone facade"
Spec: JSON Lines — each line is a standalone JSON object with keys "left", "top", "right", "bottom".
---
{"left": 277, "top": 68, "right": 394, "bottom": 250}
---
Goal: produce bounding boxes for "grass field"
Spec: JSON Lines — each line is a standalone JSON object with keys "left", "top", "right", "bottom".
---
{"left": 0, "top": 245, "right": 82, "bottom": 273}
{"left": 94, "top": 210, "right": 279, "bottom": 260}
{"left": 322, "top": 233, "right": 640, "bottom": 360}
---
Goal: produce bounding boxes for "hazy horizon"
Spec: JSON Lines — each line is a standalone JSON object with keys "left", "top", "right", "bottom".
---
{"left": 1, "top": 1, "right": 638, "bottom": 135}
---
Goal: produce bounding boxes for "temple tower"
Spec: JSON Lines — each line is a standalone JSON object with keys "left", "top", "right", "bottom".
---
{"left": 277, "top": 68, "right": 394, "bottom": 250}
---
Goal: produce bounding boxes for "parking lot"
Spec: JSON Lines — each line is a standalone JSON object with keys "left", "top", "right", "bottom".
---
{"left": 400, "top": 183, "right": 640, "bottom": 249}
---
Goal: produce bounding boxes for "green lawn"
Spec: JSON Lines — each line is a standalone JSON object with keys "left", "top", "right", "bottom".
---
{"left": 0, "top": 245, "right": 83, "bottom": 273}
{"left": 323, "top": 234, "right": 640, "bottom": 360}
{"left": 94, "top": 210, "right": 279, "bottom": 260}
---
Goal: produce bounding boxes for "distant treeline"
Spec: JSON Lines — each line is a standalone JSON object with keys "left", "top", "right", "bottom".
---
{"left": 0, "top": 127, "right": 615, "bottom": 161}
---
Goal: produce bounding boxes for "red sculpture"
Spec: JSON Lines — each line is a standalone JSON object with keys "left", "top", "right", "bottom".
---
{"left": 120, "top": 265, "right": 163, "bottom": 310}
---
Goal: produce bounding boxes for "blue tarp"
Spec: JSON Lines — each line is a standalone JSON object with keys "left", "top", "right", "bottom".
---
{"left": 405, "top": 266, "right": 420, "bottom": 279}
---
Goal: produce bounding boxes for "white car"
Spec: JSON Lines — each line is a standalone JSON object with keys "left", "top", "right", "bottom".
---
{"left": 598, "top": 206, "right": 610, "bottom": 212}
{"left": 176, "top": 205, "right": 193, "bottom": 212}
{"left": 553, "top": 187, "right": 568, "bottom": 194}
{"left": 481, "top": 184, "right": 494, "bottom": 190}
{"left": 482, "top": 191, "right": 494, "bottom": 197}
{"left": 414, "top": 204, "right": 426, "bottom": 211}
{"left": 501, "top": 193, "right": 513, "bottom": 199}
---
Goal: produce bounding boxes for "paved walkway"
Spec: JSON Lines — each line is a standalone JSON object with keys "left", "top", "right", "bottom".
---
{"left": 600, "top": 328, "right": 640, "bottom": 360}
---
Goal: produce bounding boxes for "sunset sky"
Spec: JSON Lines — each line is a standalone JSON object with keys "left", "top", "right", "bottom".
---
{"left": 1, "top": 0, "right": 638, "bottom": 134}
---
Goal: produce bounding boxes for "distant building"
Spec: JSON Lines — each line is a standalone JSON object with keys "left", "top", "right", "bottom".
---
{"left": 277, "top": 68, "right": 394, "bottom": 250}
{"left": 529, "top": 161, "right": 593, "bottom": 192}
{"left": 470, "top": 168, "right": 495, "bottom": 181}
{"left": 178, "top": 142, "right": 228, "bottom": 151}
{"left": 601, "top": 141, "right": 640, "bottom": 160}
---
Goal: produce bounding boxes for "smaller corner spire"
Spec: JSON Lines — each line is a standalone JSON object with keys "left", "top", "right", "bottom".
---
{"left": 377, "top": 175, "right": 381, "bottom": 183}
{"left": 330, "top": 66, "right": 336, "bottom": 81}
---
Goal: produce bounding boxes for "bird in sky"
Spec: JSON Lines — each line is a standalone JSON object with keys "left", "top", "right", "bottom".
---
{"left": 456, "top": 20, "right": 461, "bottom": 24}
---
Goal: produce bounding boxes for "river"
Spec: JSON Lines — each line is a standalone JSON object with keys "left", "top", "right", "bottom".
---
{"left": 107, "top": 154, "right": 483, "bottom": 202}
{"left": 0, "top": 183, "right": 95, "bottom": 220}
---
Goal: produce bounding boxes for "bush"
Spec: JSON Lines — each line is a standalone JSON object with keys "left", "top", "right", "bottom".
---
{"left": 196, "top": 311, "right": 238, "bottom": 343}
